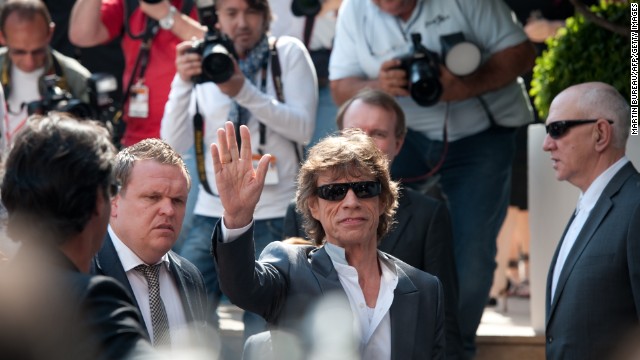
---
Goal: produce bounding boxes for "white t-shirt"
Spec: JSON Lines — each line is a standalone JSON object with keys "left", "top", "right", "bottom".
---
{"left": 330, "top": 0, "right": 533, "bottom": 141}
{"left": 161, "top": 36, "right": 317, "bottom": 220}
{"left": 2, "top": 67, "right": 44, "bottom": 150}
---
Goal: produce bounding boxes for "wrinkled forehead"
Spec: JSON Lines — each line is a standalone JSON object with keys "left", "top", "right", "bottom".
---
{"left": 316, "top": 164, "right": 376, "bottom": 185}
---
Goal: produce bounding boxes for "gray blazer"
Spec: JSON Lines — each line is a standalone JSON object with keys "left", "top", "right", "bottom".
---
{"left": 92, "top": 235, "right": 210, "bottom": 339}
{"left": 283, "top": 187, "right": 462, "bottom": 358}
{"left": 213, "top": 222, "right": 446, "bottom": 360}
{"left": 545, "top": 162, "right": 640, "bottom": 360}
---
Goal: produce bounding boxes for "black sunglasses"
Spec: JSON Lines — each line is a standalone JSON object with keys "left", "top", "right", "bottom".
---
{"left": 316, "top": 181, "right": 382, "bottom": 201}
{"left": 545, "top": 119, "right": 613, "bottom": 139}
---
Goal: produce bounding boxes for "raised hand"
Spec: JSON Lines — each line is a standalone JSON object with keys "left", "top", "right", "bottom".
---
{"left": 210, "top": 122, "right": 271, "bottom": 228}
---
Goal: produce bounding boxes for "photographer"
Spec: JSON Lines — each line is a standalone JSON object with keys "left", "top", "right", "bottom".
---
{"left": 160, "top": 0, "right": 317, "bottom": 340}
{"left": 69, "top": 0, "right": 206, "bottom": 147}
{"left": 0, "top": 0, "right": 91, "bottom": 151}
{"left": 329, "top": 0, "right": 536, "bottom": 357}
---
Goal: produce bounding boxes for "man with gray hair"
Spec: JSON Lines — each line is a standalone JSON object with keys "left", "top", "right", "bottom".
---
{"left": 543, "top": 82, "right": 640, "bottom": 360}
{"left": 211, "top": 122, "right": 445, "bottom": 359}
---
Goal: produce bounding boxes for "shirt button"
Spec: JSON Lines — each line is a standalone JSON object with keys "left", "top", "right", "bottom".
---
{"left": 547, "top": 336, "right": 553, "bottom": 343}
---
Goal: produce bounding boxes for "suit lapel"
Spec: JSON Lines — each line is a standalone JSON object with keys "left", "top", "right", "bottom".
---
{"left": 309, "top": 246, "right": 344, "bottom": 294}
{"left": 547, "top": 163, "right": 636, "bottom": 326}
{"left": 95, "top": 235, "right": 149, "bottom": 336}
{"left": 167, "top": 252, "right": 197, "bottom": 322}
{"left": 380, "top": 188, "right": 410, "bottom": 253}
{"left": 389, "top": 265, "right": 418, "bottom": 360}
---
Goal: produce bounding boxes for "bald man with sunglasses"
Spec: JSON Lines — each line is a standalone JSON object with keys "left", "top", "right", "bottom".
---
{"left": 210, "top": 122, "right": 445, "bottom": 359}
{"left": 542, "top": 82, "right": 640, "bottom": 360}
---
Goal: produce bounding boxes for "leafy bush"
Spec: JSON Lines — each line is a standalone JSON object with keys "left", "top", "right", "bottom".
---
{"left": 530, "top": 0, "right": 632, "bottom": 119}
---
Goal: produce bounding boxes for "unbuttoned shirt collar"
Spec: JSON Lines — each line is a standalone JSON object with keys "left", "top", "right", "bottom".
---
{"left": 324, "top": 242, "right": 398, "bottom": 360}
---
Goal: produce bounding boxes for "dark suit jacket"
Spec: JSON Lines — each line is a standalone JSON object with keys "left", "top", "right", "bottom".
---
{"left": 283, "top": 187, "right": 462, "bottom": 358}
{"left": 213, "top": 223, "right": 446, "bottom": 360}
{"left": 0, "top": 247, "right": 154, "bottom": 360}
{"left": 545, "top": 162, "right": 640, "bottom": 360}
{"left": 92, "top": 235, "right": 210, "bottom": 339}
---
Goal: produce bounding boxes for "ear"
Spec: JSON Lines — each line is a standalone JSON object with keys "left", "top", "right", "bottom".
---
{"left": 110, "top": 194, "right": 120, "bottom": 219}
{"left": 308, "top": 196, "right": 320, "bottom": 221}
{"left": 393, "top": 135, "right": 405, "bottom": 158}
{"left": 593, "top": 119, "right": 611, "bottom": 152}
{"left": 46, "top": 22, "right": 55, "bottom": 42}
{"left": 0, "top": 31, "right": 6, "bottom": 46}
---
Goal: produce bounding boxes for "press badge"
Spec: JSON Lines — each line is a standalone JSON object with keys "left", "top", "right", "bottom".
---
{"left": 253, "top": 154, "right": 279, "bottom": 185}
{"left": 128, "top": 82, "right": 149, "bottom": 118}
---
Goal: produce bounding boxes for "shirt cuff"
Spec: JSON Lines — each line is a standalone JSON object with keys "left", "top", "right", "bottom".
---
{"left": 220, "top": 218, "right": 254, "bottom": 243}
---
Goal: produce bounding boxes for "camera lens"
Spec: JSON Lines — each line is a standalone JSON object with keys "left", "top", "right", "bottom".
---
{"left": 202, "top": 43, "right": 235, "bottom": 84}
{"left": 408, "top": 61, "right": 442, "bottom": 107}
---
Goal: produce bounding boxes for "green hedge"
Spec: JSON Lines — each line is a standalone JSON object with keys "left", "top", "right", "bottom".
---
{"left": 530, "top": 0, "right": 632, "bottom": 119}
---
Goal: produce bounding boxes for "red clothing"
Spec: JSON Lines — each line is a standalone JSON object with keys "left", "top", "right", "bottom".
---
{"left": 101, "top": 0, "right": 197, "bottom": 146}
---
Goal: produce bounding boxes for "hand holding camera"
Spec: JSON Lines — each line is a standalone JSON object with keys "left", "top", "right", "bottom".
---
{"left": 392, "top": 33, "right": 481, "bottom": 107}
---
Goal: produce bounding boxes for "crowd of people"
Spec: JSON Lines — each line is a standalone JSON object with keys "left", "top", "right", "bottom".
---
{"left": 0, "top": 0, "right": 637, "bottom": 359}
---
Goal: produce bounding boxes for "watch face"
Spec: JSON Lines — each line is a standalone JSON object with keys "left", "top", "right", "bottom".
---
{"left": 160, "top": 6, "right": 177, "bottom": 29}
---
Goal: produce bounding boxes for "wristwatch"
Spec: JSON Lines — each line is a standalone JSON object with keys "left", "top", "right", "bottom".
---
{"left": 159, "top": 5, "right": 177, "bottom": 30}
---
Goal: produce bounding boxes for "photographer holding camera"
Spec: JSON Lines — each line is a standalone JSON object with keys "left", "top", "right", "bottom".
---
{"left": 0, "top": 0, "right": 91, "bottom": 151}
{"left": 69, "top": 0, "right": 205, "bottom": 147}
{"left": 161, "top": 0, "right": 317, "bottom": 341}
{"left": 329, "top": 0, "right": 536, "bottom": 358}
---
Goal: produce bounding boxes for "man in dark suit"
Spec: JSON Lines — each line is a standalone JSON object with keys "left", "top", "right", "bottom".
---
{"left": 283, "top": 89, "right": 461, "bottom": 358}
{"left": 0, "top": 113, "right": 154, "bottom": 359}
{"left": 211, "top": 122, "right": 445, "bottom": 359}
{"left": 92, "top": 138, "right": 210, "bottom": 350}
{"left": 543, "top": 82, "right": 640, "bottom": 360}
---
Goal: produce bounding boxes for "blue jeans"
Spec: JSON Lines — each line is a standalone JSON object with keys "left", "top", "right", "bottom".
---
{"left": 308, "top": 86, "right": 338, "bottom": 148}
{"left": 173, "top": 145, "right": 200, "bottom": 254}
{"left": 392, "top": 127, "right": 516, "bottom": 358}
{"left": 242, "top": 218, "right": 284, "bottom": 342}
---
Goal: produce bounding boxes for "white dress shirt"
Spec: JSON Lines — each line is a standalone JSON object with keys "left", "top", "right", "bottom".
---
{"left": 550, "top": 156, "right": 630, "bottom": 301}
{"left": 222, "top": 220, "right": 398, "bottom": 359}
{"left": 108, "top": 226, "right": 188, "bottom": 347}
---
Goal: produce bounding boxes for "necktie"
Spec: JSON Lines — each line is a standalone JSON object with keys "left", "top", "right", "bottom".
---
{"left": 135, "top": 263, "right": 171, "bottom": 346}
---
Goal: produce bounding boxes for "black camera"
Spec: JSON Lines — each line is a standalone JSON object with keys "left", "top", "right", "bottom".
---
{"left": 189, "top": 0, "right": 237, "bottom": 84}
{"left": 28, "top": 73, "right": 119, "bottom": 122}
{"left": 397, "top": 33, "right": 442, "bottom": 107}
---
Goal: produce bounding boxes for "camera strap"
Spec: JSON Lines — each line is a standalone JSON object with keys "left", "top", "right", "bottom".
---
{"left": 192, "top": 99, "right": 217, "bottom": 196}
{"left": 400, "top": 103, "right": 449, "bottom": 183}
{"left": 269, "top": 38, "right": 303, "bottom": 164}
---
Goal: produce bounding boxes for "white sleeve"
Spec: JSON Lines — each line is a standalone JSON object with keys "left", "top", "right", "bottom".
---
{"left": 220, "top": 218, "right": 254, "bottom": 243}
{"left": 160, "top": 74, "right": 196, "bottom": 154}
{"left": 233, "top": 37, "right": 318, "bottom": 145}
{"left": 328, "top": 0, "right": 368, "bottom": 81}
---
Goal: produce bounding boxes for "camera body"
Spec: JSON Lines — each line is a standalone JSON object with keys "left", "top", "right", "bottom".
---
{"left": 189, "top": 0, "right": 238, "bottom": 84}
{"left": 189, "top": 30, "right": 237, "bottom": 84}
{"left": 28, "top": 73, "right": 119, "bottom": 122}
{"left": 397, "top": 33, "right": 442, "bottom": 107}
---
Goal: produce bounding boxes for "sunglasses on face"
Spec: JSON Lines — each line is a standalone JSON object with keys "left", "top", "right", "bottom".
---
{"left": 545, "top": 119, "right": 614, "bottom": 139}
{"left": 316, "top": 181, "right": 382, "bottom": 201}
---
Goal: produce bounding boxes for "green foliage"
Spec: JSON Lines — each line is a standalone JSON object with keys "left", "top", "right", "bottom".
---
{"left": 530, "top": 0, "right": 632, "bottom": 119}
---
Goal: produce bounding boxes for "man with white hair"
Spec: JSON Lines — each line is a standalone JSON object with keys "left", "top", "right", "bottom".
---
{"left": 543, "top": 82, "right": 640, "bottom": 360}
